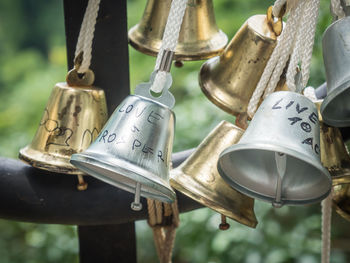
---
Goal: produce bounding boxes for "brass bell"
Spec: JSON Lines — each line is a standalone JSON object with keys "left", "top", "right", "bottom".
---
{"left": 318, "top": 100, "right": 350, "bottom": 221}
{"left": 71, "top": 73, "right": 176, "bottom": 210}
{"left": 19, "top": 69, "right": 108, "bottom": 175}
{"left": 199, "top": 7, "right": 287, "bottom": 119}
{"left": 321, "top": 15, "right": 350, "bottom": 127}
{"left": 218, "top": 91, "right": 331, "bottom": 207}
{"left": 170, "top": 120, "right": 257, "bottom": 228}
{"left": 128, "top": 0, "right": 228, "bottom": 61}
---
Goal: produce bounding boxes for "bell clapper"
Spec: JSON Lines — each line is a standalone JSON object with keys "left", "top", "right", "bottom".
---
{"left": 235, "top": 113, "right": 248, "bottom": 130}
{"left": 77, "top": 174, "right": 88, "bottom": 191}
{"left": 131, "top": 182, "right": 143, "bottom": 211}
{"left": 273, "top": 152, "right": 286, "bottom": 208}
{"left": 219, "top": 214, "right": 230, "bottom": 230}
{"left": 174, "top": 60, "right": 183, "bottom": 68}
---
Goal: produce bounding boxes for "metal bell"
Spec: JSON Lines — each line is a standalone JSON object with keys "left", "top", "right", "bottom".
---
{"left": 19, "top": 69, "right": 108, "bottom": 175}
{"left": 128, "top": 0, "right": 228, "bottom": 61}
{"left": 70, "top": 74, "right": 176, "bottom": 208}
{"left": 171, "top": 121, "right": 257, "bottom": 228}
{"left": 199, "top": 10, "right": 287, "bottom": 118}
{"left": 218, "top": 91, "right": 331, "bottom": 207}
{"left": 318, "top": 101, "right": 350, "bottom": 221}
{"left": 321, "top": 15, "right": 350, "bottom": 127}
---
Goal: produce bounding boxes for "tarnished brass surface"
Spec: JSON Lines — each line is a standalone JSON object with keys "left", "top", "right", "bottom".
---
{"left": 19, "top": 82, "right": 108, "bottom": 174}
{"left": 170, "top": 121, "right": 258, "bottom": 228}
{"left": 128, "top": 0, "right": 228, "bottom": 61}
{"left": 199, "top": 14, "right": 282, "bottom": 117}
{"left": 318, "top": 101, "right": 350, "bottom": 221}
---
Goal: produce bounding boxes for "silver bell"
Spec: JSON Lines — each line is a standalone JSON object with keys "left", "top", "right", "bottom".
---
{"left": 321, "top": 15, "right": 350, "bottom": 127}
{"left": 70, "top": 73, "right": 176, "bottom": 209}
{"left": 218, "top": 91, "right": 331, "bottom": 207}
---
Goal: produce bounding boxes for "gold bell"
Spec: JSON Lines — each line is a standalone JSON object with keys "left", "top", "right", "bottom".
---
{"left": 170, "top": 120, "right": 257, "bottom": 228}
{"left": 318, "top": 101, "right": 350, "bottom": 221}
{"left": 128, "top": 0, "right": 228, "bottom": 61}
{"left": 19, "top": 69, "right": 108, "bottom": 175}
{"left": 199, "top": 7, "right": 287, "bottom": 120}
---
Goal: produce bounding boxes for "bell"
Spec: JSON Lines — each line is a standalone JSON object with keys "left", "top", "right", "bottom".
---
{"left": 321, "top": 15, "right": 350, "bottom": 127}
{"left": 170, "top": 121, "right": 257, "bottom": 228}
{"left": 128, "top": 0, "right": 228, "bottom": 61}
{"left": 70, "top": 73, "right": 176, "bottom": 209}
{"left": 19, "top": 69, "right": 108, "bottom": 175}
{"left": 199, "top": 8, "right": 287, "bottom": 118}
{"left": 218, "top": 91, "right": 331, "bottom": 207}
{"left": 318, "top": 101, "right": 350, "bottom": 221}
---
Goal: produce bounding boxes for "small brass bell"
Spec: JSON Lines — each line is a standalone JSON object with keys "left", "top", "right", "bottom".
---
{"left": 321, "top": 13, "right": 350, "bottom": 126}
{"left": 71, "top": 72, "right": 176, "bottom": 209}
{"left": 19, "top": 69, "right": 108, "bottom": 175}
{"left": 218, "top": 91, "right": 331, "bottom": 207}
{"left": 317, "top": 100, "right": 350, "bottom": 221}
{"left": 199, "top": 7, "right": 287, "bottom": 119}
{"left": 128, "top": 0, "right": 228, "bottom": 61}
{"left": 170, "top": 121, "right": 257, "bottom": 228}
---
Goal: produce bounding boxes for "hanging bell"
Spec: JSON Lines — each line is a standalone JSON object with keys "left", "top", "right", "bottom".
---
{"left": 70, "top": 72, "right": 176, "bottom": 210}
{"left": 19, "top": 69, "right": 108, "bottom": 175}
{"left": 317, "top": 100, "right": 350, "bottom": 221}
{"left": 218, "top": 91, "right": 331, "bottom": 207}
{"left": 321, "top": 14, "right": 350, "bottom": 127}
{"left": 199, "top": 7, "right": 287, "bottom": 118}
{"left": 128, "top": 0, "right": 228, "bottom": 61}
{"left": 170, "top": 121, "right": 257, "bottom": 228}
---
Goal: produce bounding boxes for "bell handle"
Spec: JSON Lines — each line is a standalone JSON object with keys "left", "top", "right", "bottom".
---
{"left": 266, "top": 5, "right": 285, "bottom": 37}
{"left": 66, "top": 68, "right": 95, "bottom": 87}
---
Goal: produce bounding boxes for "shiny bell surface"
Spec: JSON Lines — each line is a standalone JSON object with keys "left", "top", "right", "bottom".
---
{"left": 318, "top": 101, "right": 350, "bottom": 221}
{"left": 70, "top": 95, "right": 176, "bottom": 203}
{"left": 128, "top": 0, "right": 228, "bottom": 61}
{"left": 321, "top": 16, "right": 350, "bottom": 127}
{"left": 199, "top": 14, "right": 286, "bottom": 117}
{"left": 171, "top": 121, "right": 257, "bottom": 228}
{"left": 19, "top": 82, "right": 108, "bottom": 174}
{"left": 218, "top": 91, "right": 331, "bottom": 206}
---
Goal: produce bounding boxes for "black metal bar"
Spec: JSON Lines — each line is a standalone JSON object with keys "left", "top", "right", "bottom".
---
{"left": 78, "top": 222, "right": 137, "bottom": 263}
{"left": 0, "top": 152, "right": 201, "bottom": 225}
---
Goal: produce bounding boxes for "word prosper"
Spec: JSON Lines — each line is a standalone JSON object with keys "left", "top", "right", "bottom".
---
{"left": 272, "top": 98, "right": 320, "bottom": 155}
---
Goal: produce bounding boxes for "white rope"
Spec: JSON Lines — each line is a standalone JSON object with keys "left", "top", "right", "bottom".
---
{"left": 150, "top": 0, "right": 188, "bottom": 93}
{"left": 321, "top": 192, "right": 332, "bottom": 263}
{"left": 74, "top": 0, "right": 101, "bottom": 73}
{"left": 331, "top": 0, "right": 345, "bottom": 18}
{"left": 247, "top": 0, "right": 321, "bottom": 118}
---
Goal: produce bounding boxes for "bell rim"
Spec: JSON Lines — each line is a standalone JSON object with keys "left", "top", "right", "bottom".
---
{"left": 218, "top": 142, "right": 332, "bottom": 206}
{"left": 70, "top": 152, "right": 176, "bottom": 203}
{"left": 321, "top": 78, "right": 350, "bottom": 127}
{"left": 199, "top": 57, "right": 243, "bottom": 116}
{"left": 170, "top": 169, "right": 258, "bottom": 228}
{"left": 19, "top": 146, "right": 84, "bottom": 175}
{"left": 128, "top": 26, "right": 228, "bottom": 61}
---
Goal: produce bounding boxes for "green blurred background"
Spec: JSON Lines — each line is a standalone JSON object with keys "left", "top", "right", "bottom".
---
{"left": 0, "top": 0, "right": 349, "bottom": 262}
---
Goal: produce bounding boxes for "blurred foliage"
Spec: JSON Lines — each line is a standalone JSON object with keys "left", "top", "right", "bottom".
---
{"left": 0, "top": 0, "right": 349, "bottom": 262}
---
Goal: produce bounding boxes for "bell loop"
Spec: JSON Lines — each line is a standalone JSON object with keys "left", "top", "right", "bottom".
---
{"left": 266, "top": 6, "right": 283, "bottom": 36}
{"left": 66, "top": 68, "right": 95, "bottom": 87}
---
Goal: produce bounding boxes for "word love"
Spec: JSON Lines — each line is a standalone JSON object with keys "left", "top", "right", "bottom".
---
{"left": 118, "top": 102, "right": 164, "bottom": 125}
{"left": 272, "top": 98, "right": 320, "bottom": 155}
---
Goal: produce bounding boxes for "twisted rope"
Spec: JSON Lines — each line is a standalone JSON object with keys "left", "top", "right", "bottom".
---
{"left": 247, "top": 0, "right": 320, "bottom": 118}
{"left": 150, "top": 0, "right": 188, "bottom": 93}
{"left": 74, "top": 0, "right": 101, "bottom": 73}
{"left": 147, "top": 199, "right": 180, "bottom": 263}
{"left": 321, "top": 192, "right": 332, "bottom": 263}
{"left": 331, "top": 0, "right": 345, "bottom": 18}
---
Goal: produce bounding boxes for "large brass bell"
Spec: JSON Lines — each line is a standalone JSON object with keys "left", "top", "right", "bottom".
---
{"left": 128, "top": 0, "right": 228, "bottom": 61}
{"left": 71, "top": 73, "right": 176, "bottom": 210}
{"left": 318, "top": 100, "right": 350, "bottom": 221}
{"left": 218, "top": 91, "right": 331, "bottom": 207}
{"left": 199, "top": 7, "right": 287, "bottom": 119}
{"left": 19, "top": 69, "right": 108, "bottom": 175}
{"left": 321, "top": 13, "right": 350, "bottom": 127}
{"left": 170, "top": 121, "right": 257, "bottom": 228}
